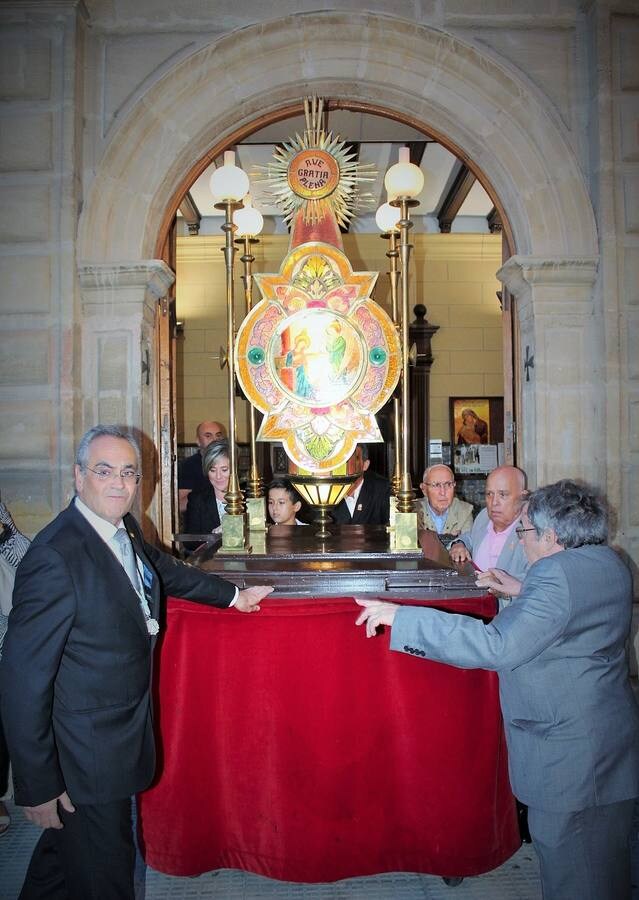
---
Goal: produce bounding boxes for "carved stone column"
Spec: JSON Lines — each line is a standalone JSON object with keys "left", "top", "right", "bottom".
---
{"left": 497, "top": 256, "right": 599, "bottom": 489}
{"left": 409, "top": 304, "right": 440, "bottom": 486}
{"left": 78, "top": 261, "right": 175, "bottom": 533}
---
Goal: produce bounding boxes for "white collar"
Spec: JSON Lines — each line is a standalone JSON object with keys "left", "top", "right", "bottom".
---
{"left": 347, "top": 479, "right": 364, "bottom": 507}
{"left": 74, "top": 496, "right": 122, "bottom": 545}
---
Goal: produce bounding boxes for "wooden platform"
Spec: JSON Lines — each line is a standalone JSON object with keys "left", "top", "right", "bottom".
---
{"left": 183, "top": 524, "right": 483, "bottom": 599}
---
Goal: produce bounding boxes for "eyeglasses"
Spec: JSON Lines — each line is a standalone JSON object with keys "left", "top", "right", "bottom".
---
{"left": 424, "top": 481, "right": 455, "bottom": 490}
{"left": 515, "top": 526, "right": 536, "bottom": 538}
{"left": 86, "top": 466, "right": 142, "bottom": 484}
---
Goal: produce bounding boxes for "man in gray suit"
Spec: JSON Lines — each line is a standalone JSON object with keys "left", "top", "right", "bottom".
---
{"left": 355, "top": 480, "right": 639, "bottom": 900}
{"left": 449, "top": 465, "right": 528, "bottom": 580}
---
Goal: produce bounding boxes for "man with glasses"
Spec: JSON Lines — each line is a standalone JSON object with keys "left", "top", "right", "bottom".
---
{"left": 0, "top": 424, "right": 272, "bottom": 900}
{"left": 355, "top": 480, "right": 639, "bottom": 900}
{"left": 417, "top": 464, "right": 473, "bottom": 537}
{"left": 448, "top": 464, "right": 529, "bottom": 581}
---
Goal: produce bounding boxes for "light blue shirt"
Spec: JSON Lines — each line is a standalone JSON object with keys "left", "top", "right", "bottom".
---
{"left": 428, "top": 503, "right": 448, "bottom": 534}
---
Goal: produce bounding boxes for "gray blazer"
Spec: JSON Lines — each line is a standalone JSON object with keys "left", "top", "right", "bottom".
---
{"left": 454, "top": 507, "right": 529, "bottom": 580}
{"left": 391, "top": 544, "right": 639, "bottom": 812}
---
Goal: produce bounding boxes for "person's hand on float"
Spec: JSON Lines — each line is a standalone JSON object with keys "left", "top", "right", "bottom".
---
{"left": 354, "top": 598, "right": 400, "bottom": 637}
{"left": 235, "top": 585, "right": 274, "bottom": 613}
{"left": 475, "top": 568, "right": 522, "bottom": 598}
{"left": 449, "top": 541, "right": 471, "bottom": 564}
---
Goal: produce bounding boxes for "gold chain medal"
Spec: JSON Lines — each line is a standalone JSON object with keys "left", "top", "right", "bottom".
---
{"left": 288, "top": 149, "right": 339, "bottom": 200}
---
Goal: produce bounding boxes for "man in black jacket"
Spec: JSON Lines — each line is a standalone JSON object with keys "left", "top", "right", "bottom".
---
{"left": 331, "top": 445, "right": 391, "bottom": 526}
{"left": 0, "top": 424, "right": 272, "bottom": 900}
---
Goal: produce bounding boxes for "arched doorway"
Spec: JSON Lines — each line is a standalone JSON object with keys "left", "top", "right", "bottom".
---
{"left": 164, "top": 102, "right": 515, "bottom": 517}
{"left": 77, "top": 11, "right": 599, "bottom": 541}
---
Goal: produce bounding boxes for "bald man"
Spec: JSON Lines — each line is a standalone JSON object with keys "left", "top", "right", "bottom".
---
{"left": 417, "top": 465, "right": 474, "bottom": 536}
{"left": 178, "top": 421, "right": 227, "bottom": 514}
{"left": 449, "top": 465, "right": 529, "bottom": 581}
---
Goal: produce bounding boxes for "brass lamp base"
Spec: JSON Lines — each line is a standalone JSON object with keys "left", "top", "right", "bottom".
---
{"left": 315, "top": 505, "right": 333, "bottom": 540}
{"left": 218, "top": 513, "right": 249, "bottom": 555}
{"left": 246, "top": 497, "right": 267, "bottom": 533}
{"left": 392, "top": 510, "right": 419, "bottom": 552}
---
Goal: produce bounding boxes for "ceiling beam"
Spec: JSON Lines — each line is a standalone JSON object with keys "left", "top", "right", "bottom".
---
{"left": 487, "top": 206, "right": 503, "bottom": 233}
{"left": 436, "top": 162, "right": 476, "bottom": 233}
{"left": 179, "top": 191, "right": 201, "bottom": 236}
{"left": 406, "top": 141, "right": 427, "bottom": 167}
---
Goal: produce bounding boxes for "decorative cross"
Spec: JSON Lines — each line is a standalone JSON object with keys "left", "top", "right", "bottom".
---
{"left": 524, "top": 345, "right": 535, "bottom": 382}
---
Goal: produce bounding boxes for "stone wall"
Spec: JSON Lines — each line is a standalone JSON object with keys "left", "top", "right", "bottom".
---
{"left": 0, "top": 2, "right": 84, "bottom": 535}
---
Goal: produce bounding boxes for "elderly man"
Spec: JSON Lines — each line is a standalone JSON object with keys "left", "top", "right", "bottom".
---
{"left": 417, "top": 464, "right": 473, "bottom": 536}
{"left": 177, "top": 420, "right": 227, "bottom": 513}
{"left": 449, "top": 464, "right": 528, "bottom": 580}
{"left": 355, "top": 480, "right": 639, "bottom": 900}
{"left": 0, "top": 424, "right": 272, "bottom": 899}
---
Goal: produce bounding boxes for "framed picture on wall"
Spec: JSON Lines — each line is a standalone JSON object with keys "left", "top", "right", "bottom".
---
{"left": 450, "top": 397, "right": 504, "bottom": 447}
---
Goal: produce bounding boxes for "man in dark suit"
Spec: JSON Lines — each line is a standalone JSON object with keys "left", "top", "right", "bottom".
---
{"left": 331, "top": 445, "right": 391, "bottom": 526}
{"left": 355, "top": 480, "right": 639, "bottom": 900}
{"left": 177, "top": 420, "right": 226, "bottom": 514}
{"left": 0, "top": 424, "right": 272, "bottom": 899}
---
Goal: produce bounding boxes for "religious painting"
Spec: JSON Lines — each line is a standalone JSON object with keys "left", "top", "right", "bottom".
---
{"left": 272, "top": 309, "right": 366, "bottom": 408}
{"left": 449, "top": 397, "right": 504, "bottom": 447}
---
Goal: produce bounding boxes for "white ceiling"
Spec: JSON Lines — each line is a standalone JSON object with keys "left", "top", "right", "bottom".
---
{"left": 179, "top": 111, "right": 495, "bottom": 236}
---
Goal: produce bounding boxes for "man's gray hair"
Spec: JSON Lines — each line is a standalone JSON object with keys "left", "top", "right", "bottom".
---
{"left": 75, "top": 425, "right": 141, "bottom": 470}
{"left": 527, "top": 479, "right": 608, "bottom": 548}
{"left": 422, "top": 464, "right": 455, "bottom": 483}
{"left": 201, "top": 439, "right": 230, "bottom": 476}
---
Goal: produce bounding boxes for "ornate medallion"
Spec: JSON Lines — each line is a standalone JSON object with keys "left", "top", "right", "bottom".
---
{"left": 236, "top": 242, "right": 401, "bottom": 472}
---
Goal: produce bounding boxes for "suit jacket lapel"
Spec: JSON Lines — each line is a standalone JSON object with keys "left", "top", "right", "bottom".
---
{"left": 353, "top": 478, "right": 370, "bottom": 521}
{"left": 66, "top": 503, "right": 150, "bottom": 637}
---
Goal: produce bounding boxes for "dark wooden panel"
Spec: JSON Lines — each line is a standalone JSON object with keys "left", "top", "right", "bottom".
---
{"left": 183, "top": 524, "right": 484, "bottom": 599}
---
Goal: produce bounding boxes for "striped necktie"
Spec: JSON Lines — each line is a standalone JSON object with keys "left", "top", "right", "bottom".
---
{"left": 113, "top": 527, "right": 159, "bottom": 635}
{"left": 113, "top": 527, "right": 141, "bottom": 592}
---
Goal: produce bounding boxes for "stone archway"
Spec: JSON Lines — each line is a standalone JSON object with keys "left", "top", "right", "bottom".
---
{"left": 77, "top": 11, "right": 601, "bottom": 517}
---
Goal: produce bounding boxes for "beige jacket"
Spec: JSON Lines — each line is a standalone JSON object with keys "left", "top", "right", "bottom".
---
{"left": 417, "top": 495, "right": 474, "bottom": 536}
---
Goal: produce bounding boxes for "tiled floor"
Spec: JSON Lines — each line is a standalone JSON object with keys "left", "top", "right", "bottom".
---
{"left": 2, "top": 799, "right": 638, "bottom": 899}
{"left": 0, "top": 800, "right": 542, "bottom": 899}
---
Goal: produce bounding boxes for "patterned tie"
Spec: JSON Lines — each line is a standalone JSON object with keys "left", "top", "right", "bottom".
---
{"left": 113, "top": 528, "right": 159, "bottom": 635}
{"left": 114, "top": 527, "right": 141, "bottom": 593}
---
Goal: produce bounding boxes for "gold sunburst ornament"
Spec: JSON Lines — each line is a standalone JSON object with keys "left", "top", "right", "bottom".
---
{"left": 256, "top": 97, "right": 376, "bottom": 227}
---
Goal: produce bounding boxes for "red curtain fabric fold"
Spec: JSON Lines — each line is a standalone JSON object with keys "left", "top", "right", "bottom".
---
{"left": 138, "top": 595, "right": 519, "bottom": 881}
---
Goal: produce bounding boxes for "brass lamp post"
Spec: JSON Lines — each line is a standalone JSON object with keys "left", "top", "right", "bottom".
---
{"left": 375, "top": 200, "right": 402, "bottom": 499}
{"left": 210, "top": 150, "right": 250, "bottom": 553}
{"left": 233, "top": 195, "right": 266, "bottom": 535}
{"left": 384, "top": 148, "right": 424, "bottom": 551}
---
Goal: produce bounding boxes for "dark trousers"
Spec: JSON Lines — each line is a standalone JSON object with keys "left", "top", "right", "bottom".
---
{"left": 19, "top": 798, "right": 135, "bottom": 900}
{"left": 0, "top": 711, "right": 9, "bottom": 797}
{"left": 528, "top": 798, "right": 636, "bottom": 900}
